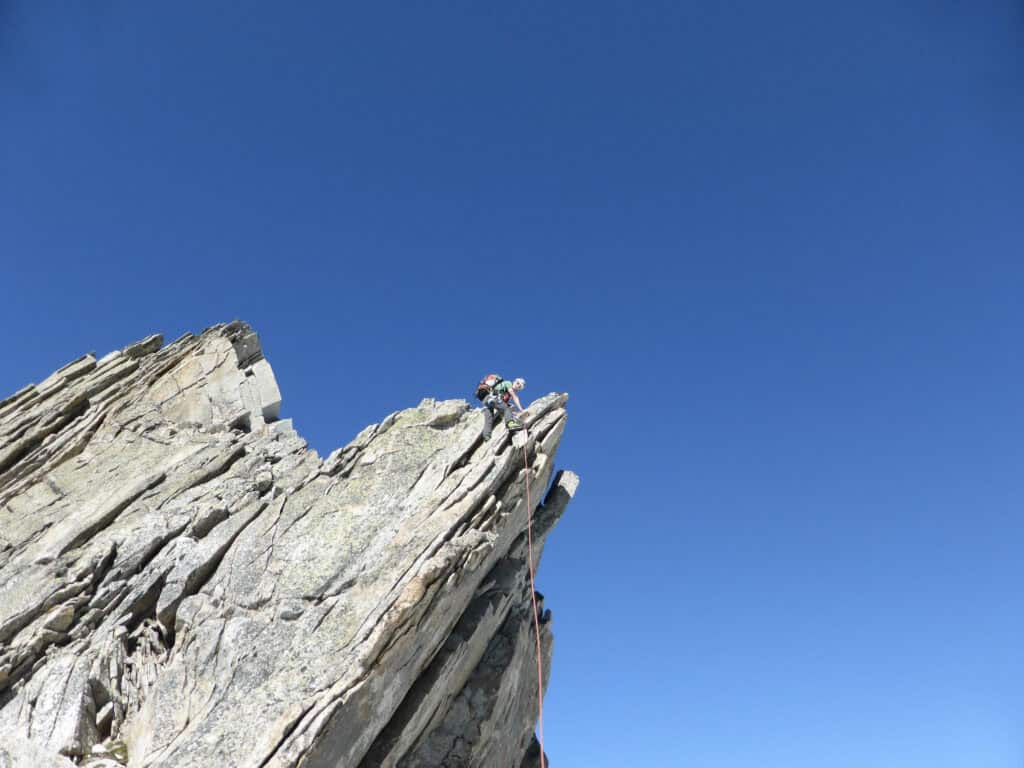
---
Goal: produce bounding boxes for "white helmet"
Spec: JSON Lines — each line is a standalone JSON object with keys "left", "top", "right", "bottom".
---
{"left": 513, "top": 378, "right": 526, "bottom": 389}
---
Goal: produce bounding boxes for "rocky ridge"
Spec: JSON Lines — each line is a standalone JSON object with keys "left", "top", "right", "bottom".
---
{"left": 0, "top": 322, "right": 576, "bottom": 767}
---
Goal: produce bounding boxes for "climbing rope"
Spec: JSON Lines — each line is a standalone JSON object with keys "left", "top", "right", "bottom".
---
{"left": 521, "top": 429, "right": 547, "bottom": 768}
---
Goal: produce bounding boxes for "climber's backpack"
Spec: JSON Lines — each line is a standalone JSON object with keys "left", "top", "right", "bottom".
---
{"left": 476, "top": 373, "right": 503, "bottom": 401}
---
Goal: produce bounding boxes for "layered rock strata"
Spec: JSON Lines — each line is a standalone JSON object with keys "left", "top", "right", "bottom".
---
{"left": 0, "top": 322, "right": 576, "bottom": 767}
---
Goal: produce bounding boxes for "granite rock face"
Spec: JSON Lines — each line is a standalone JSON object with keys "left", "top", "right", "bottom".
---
{"left": 0, "top": 322, "right": 576, "bottom": 767}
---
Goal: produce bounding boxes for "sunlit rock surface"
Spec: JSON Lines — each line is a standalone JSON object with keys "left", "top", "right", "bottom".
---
{"left": 0, "top": 322, "right": 576, "bottom": 767}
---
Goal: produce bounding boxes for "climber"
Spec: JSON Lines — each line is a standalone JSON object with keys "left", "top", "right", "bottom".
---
{"left": 476, "top": 375, "right": 526, "bottom": 439}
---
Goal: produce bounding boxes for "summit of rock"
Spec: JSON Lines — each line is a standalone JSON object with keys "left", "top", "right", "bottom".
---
{"left": 0, "top": 322, "right": 576, "bottom": 768}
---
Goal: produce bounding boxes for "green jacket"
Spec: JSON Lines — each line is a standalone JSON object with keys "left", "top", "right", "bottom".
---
{"left": 492, "top": 380, "right": 514, "bottom": 400}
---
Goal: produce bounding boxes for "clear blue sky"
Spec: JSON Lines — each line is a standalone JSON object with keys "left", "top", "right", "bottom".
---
{"left": 2, "top": 2, "right": 1022, "bottom": 766}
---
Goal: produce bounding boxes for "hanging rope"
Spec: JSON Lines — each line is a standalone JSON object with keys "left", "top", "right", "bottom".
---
{"left": 521, "top": 430, "right": 547, "bottom": 768}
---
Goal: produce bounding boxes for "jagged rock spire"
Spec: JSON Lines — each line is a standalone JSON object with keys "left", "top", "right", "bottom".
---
{"left": 0, "top": 323, "right": 576, "bottom": 767}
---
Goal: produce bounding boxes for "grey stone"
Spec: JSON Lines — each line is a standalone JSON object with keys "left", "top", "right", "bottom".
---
{"left": 0, "top": 734, "right": 76, "bottom": 768}
{"left": 0, "top": 322, "right": 577, "bottom": 768}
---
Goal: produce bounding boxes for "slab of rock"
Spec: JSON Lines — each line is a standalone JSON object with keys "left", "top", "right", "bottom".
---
{"left": 0, "top": 322, "right": 576, "bottom": 767}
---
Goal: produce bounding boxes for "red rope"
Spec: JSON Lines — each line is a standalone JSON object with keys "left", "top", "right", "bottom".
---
{"left": 522, "top": 435, "right": 547, "bottom": 768}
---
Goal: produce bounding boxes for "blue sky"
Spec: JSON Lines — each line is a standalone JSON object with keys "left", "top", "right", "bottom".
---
{"left": 2, "top": 2, "right": 1023, "bottom": 766}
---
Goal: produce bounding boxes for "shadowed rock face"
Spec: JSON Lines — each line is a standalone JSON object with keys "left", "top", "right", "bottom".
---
{"left": 0, "top": 322, "right": 576, "bottom": 768}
